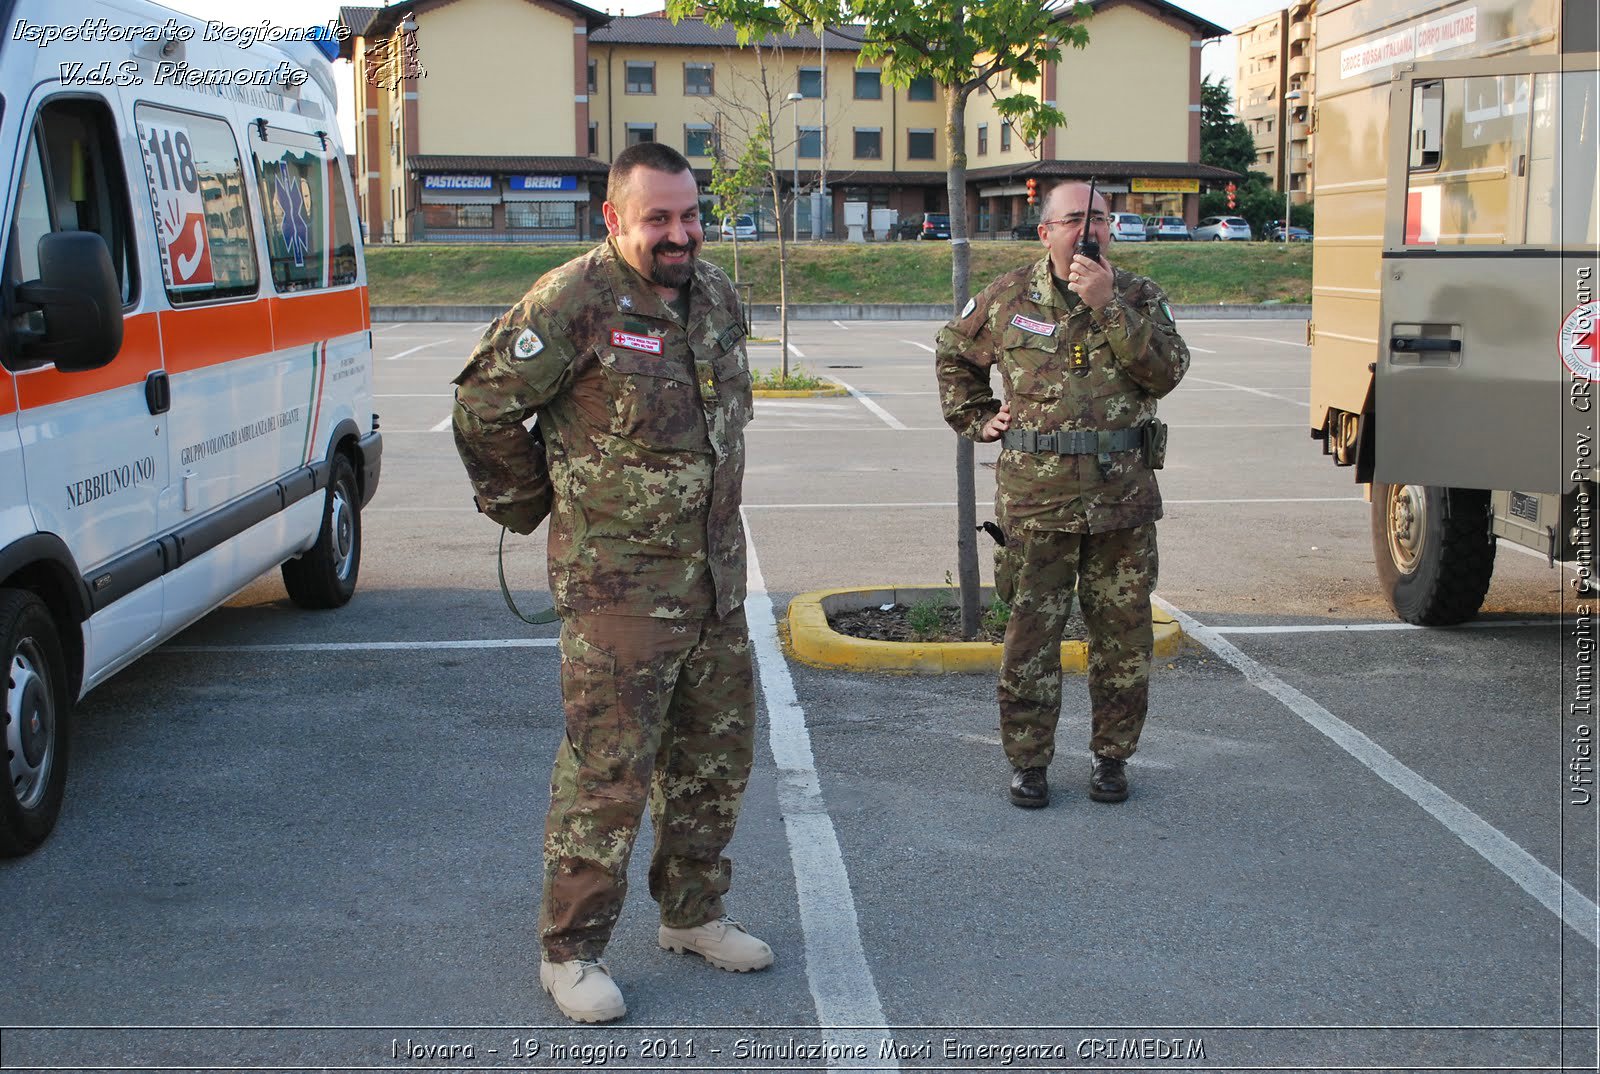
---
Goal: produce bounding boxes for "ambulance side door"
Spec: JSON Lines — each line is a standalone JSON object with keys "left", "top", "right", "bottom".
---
{"left": 2, "top": 92, "right": 168, "bottom": 678}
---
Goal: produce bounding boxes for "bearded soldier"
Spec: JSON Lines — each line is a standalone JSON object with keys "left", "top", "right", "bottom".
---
{"left": 452, "top": 143, "right": 771, "bottom": 1023}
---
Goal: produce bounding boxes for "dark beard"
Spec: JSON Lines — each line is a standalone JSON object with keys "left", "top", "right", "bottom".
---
{"left": 650, "top": 241, "right": 697, "bottom": 287}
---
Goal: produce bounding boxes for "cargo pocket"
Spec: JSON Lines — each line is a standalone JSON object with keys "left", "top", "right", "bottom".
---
{"left": 994, "top": 539, "right": 1021, "bottom": 606}
{"left": 559, "top": 627, "right": 631, "bottom": 797}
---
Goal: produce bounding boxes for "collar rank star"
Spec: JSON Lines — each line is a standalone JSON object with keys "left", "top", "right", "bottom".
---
{"left": 618, "top": 295, "right": 634, "bottom": 311}
{"left": 1010, "top": 313, "right": 1056, "bottom": 337}
{"left": 611, "top": 329, "right": 663, "bottom": 355}
{"left": 1071, "top": 340, "right": 1089, "bottom": 375}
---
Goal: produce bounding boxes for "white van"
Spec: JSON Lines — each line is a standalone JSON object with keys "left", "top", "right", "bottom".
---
{"left": 0, "top": 0, "right": 381, "bottom": 855}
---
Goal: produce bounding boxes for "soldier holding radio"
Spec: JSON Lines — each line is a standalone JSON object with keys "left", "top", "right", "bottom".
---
{"left": 935, "top": 181, "right": 1190, "bottom": 809}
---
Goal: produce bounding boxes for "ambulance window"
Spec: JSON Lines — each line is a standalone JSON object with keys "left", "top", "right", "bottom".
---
{"left": 1406, "top": 75, "right": 1536, "bottom": 247}
{"left": 252, "top": 135, "right": 359, "bottom": 292}
{"left": 1408, "top": 81, "right": 1443, "bottom": 173}
{"left": 135, "top": 105, "right": 259, "bottom": 304}
{"left": 3, "top": 98, "right": 139, "bottom": 309}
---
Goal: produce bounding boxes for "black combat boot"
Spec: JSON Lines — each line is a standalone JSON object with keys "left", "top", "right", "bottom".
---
{"left": 1089, "top": 754, "right": 1129, "bottom": 803}
{"left": 1009, "top": 766, "right": 1049, "bottom": 808}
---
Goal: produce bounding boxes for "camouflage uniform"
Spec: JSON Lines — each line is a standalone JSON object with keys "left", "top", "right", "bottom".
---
{"left": 935, "top": 255, "right": 1189, "bottom": 770}
{"left": 452, "top": 238, "right": 755, "bottom": 961}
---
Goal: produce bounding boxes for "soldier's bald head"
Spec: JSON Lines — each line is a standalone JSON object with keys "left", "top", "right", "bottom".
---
{"left": 1042, "top": 181, "right": 1108, "bottom": 221}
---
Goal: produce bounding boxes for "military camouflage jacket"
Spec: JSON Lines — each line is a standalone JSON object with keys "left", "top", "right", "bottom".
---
{"left": 935, "top": 255, "right": 1190, "bottom": 534}
{"left": 453, "top": 239, "right": 753, "bottom": 618}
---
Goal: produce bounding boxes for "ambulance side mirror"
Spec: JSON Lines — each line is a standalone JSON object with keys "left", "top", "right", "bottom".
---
{"left": 13, "top": 231, "right": 123, "bottom": 372}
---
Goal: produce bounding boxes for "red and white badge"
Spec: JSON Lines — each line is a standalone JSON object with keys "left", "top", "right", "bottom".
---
{"left": 1559, "top": 302, "right": 1598, "bottom": 381}
{"left": 611, "top": 330, "right": 664, "bottom": 355}
{"left": 1010, "top": 313, "right": 1056, "bottom": 337}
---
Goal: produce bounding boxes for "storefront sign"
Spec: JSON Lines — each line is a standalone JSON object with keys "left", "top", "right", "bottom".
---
{"left": 509, "top": 175, "right": 578, "bottom": 191}
{"left": 423, "top": 174, "right": 493, "bottom": 190}
{"left": 1130, "top": 178, "right": 1199, "bottom": 194}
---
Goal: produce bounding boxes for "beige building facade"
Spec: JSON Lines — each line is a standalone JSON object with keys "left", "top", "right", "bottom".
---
{"left": 1232, "top": 0, "right": 1313, "bottom": 202}
{"left": 339, "top": 0, "right": 1235, "bottom": 243}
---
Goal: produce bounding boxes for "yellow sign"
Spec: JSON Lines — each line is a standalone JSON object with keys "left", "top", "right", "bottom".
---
{"left": 1131, "top": 178, "right": 1200, "bottom": 193}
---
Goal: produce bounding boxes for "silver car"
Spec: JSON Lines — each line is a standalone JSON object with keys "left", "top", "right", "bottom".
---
{"left": 1144, "top": 215, "right": 1191, "bottom": 240}
{"left": 1109, "top": 211, "right": 1146, "bottom": 242}
{"left": 1193, "top": 215, "right": 1254, "bottom": 241}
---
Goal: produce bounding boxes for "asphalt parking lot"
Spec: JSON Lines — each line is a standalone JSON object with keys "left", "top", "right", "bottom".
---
{"left": 2, "top": 316, "right": 1593, "bottom": 1072}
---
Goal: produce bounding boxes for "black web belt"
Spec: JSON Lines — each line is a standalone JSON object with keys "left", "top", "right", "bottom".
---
{"left": 1002, "top": 426, "right": 1144, "bottom": 455}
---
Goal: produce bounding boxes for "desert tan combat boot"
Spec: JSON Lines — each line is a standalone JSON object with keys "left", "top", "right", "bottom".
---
{"left": 658, "top": 916, "right": 774, "bottom": 972}
{"left": 539, "top": 959, "right": 626, "bottom": 1023}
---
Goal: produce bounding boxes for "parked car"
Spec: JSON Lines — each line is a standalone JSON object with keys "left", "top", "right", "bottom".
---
{"left": 1144, "top": 215, "right": 1191, "bottom": 240}
{"left": 719, "top": 213, "right": 758, "bottom": 240}
{"left": 1266, "top": 224, "right": 1313, "bottom": 242}
{"left": 1109, "top": 211, "right": 1147, "bottom": 242}
{"left": 916, "top": 212, "right": 951, "bottom": 240}
{"left": 1193, "top": 215, "right": 1254, "bottom": 241}
{"left": 1011, "top": 216, "right": 1041, "bottom": 239}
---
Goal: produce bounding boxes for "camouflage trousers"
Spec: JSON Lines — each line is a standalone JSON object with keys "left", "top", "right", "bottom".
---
{"left": 997, "top": 523, "right": 1158, "bottom": 769}
{"left": 539, "top": 608, "right": 755, "bottom": 962}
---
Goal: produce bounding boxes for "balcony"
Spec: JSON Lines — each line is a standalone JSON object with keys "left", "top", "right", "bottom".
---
{"left": 1288, "top": 53, "right": 1311, "bottom": 77}
{"left": 1289, "top": 19, "right": 1310, "bottom": 43}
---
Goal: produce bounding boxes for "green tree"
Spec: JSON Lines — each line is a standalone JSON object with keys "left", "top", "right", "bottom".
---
{"left": 708, "top": 116, "right": 772, "bottom": 285}
{"left": 1200, "top": 74, "right": 1255, "bottom": 179}
{"left": 669, "top": 0, "right": 1089, "bottom": 637}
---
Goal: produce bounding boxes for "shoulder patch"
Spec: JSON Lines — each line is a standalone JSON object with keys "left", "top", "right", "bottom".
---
{"left": 513, "top": 329, "right": 544, "bottom": 360}
{"left": 961, "top": 297, "right": 977, "bottom": 318}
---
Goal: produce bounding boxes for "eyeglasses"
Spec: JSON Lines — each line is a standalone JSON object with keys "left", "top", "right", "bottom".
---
{"left": 1040, "top": 212, "right": 1110, "bottom": 228}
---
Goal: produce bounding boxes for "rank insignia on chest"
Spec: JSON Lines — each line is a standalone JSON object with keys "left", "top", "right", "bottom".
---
{"left": 1071, "top": 341, "right": 1089, "bottom": 374}
{"left": 1009, "top": 313, "right": 1056, "bottom": 337}
{"left": 611, "top": 329, "right": 664, "bottom": 355}
{"left": 618, "top": 295, "right": 634, "bottom": 310}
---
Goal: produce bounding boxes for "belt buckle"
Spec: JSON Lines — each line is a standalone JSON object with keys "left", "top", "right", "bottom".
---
{"left": 1017, "top": 429, "right": 1037, "bottom": 452}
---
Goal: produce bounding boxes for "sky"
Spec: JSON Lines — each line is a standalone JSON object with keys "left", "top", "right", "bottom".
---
{"left": 163, "top": 0, "right": 1285, "bottom": 148}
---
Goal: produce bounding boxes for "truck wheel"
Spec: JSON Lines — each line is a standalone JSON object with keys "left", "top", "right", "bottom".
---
{"left": 1371, "top": 483, "right": 1496, "bottom": 625}
{"left": 282, "top": 453, "right": 361, "bottom": 609}
{"left": 1, "top": 590, "right": 70, "bottom": 857}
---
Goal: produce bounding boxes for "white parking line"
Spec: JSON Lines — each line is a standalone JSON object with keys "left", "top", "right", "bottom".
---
{"left": 788, "top": 342, "right": 806, "bottom": 359}
{"left": 1154, "top": 595, "right": 1599, "bottom": 948}
{"left": 1188, "top": 346, "right": 1217, "bottom": 354}
{"left": 1499, "top": 539, "right": 1583, "bottom": 573}
{"left": 824, "top": 374, "right": 909, "bottom": 431}
{"left": 429, "top": 415, "right": 453, "bottom": 432}
{"left": 1212, "top": 619, "right": 1558, "bottom": 634}
{"left": 385, "top": 342, "right": 440, "bottom": 361}
{"left": 164, "top": 638, "right": 558, "bottom": 652}
{"left": 377, "top": 393, "right": 452, "bottom": 398}
{"left": 742, "top": 509, "right": 894, "bottom": 1060}
{"left": 900, "top": 339, "right": 936, "bottom": 353}
{"left": 1187, "top": 376, "right": 1311, "bottom": 408}
{"left": 1228, "top": 334, "right": 1310, "bottom": 348}
{"left": 832, "top": 320, "right": 850, "bottom": 329}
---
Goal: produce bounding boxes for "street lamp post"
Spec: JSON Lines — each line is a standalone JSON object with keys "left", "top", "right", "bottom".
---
{"left": 785, "top": 91, "right": 803, "bottom": 239}
{"left": 1282, "top": 88, "right": 1302, "bottom": 245}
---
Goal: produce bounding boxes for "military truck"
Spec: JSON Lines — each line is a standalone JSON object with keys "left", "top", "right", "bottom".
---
{"left": 1308, "top": 0, "right": 1598, "bottom": 623}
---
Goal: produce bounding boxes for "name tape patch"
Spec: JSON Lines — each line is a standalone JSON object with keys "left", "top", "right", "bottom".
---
{"left": 1010, "top": 313, "right": 1056, "bottom": 337}
{"left": 611, "top": 330, "right": 664, "bottom": 355}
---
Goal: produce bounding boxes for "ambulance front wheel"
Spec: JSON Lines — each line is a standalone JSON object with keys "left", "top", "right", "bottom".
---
{"left": 0, "top": 589, "right": 70, "bottom": 858}
{"left": 283, "top": 453, "right": 362, "bottom": 609}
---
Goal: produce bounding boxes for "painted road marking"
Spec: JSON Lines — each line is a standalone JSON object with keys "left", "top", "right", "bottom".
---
{"left": 164, "top": 639, "right": 559, "bottom": 652}
{"left": 384, "top": 342, "right": 441, "bottom": 361}
{"left": 743, "top": 509, "right": 895, "bottom": 1060}
{"left": 824, "top": 374, "right": 909, "bottom": 431}
{"left": 1187, "top": 376, "right": 1311, "bottom": 407}
{"left": 1155, "top": 595, "right": 1599, "bottom": 948}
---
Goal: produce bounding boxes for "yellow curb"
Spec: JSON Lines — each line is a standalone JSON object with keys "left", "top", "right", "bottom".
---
{"left": 785, "top": 584, "right": 1183, "bottom": 674}
{"left": 752, "top": 386, "right": 850, "bottom": 398}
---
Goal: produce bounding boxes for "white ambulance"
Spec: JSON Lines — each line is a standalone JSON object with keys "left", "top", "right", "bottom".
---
{"left": 0, "top": 0, "right": 381, "bottom": 855}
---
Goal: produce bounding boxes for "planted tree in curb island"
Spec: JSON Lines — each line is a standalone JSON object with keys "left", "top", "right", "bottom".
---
{"left": 667, "top": 0, "right": 1088, "bottom": 637}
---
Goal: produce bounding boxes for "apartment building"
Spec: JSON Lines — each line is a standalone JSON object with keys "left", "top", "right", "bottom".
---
{"left": 1232, "top": 0, "right": 1313, "bottom": 202}
{"left": 339, "top": 0, "right": 1235, "bottom": 243}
